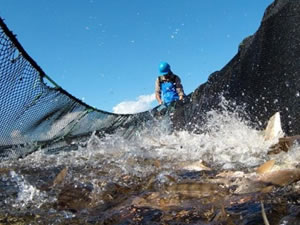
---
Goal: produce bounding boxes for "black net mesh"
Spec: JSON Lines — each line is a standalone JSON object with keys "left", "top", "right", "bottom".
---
{"left": 0, "top": 18, "right": 157, "bottom": 159}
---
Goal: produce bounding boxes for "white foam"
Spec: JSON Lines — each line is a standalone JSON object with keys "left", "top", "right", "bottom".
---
{"left": 2, "top": 104, "right": 298, "bottom": 176}
{"left": 10, "top": 171, "right": 50, "bottom": 209}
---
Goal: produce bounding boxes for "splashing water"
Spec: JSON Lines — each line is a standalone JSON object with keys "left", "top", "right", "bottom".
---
{"left": 9, "top": 171, "right": 50, "bottom": 209}
{"left": 0, "top": 106, "right": 299, "bottom": 224}
{"left": 1, "top": 107, "right": 281, "bottom": 180}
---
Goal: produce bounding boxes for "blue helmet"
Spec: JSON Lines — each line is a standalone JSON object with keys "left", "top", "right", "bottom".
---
{"left": 159, "top": 62, "right": 171, "bottom": 75}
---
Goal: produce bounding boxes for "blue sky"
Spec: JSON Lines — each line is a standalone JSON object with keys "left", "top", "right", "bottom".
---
{"left": 1, "top": 0, "right": 273, "bottom": 113}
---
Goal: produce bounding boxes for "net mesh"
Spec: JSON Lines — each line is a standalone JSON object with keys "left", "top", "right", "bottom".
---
{"left": 0, "top": 18, "right": 157, "bottom": 159}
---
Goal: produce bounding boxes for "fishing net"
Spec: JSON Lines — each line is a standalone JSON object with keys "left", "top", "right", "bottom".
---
{"left": 0, "top": 18, "right": 160, "bottom": 159}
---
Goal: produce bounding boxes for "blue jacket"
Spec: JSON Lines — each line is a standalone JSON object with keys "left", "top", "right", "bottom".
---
{"left": 155, "top": 73, "right": 184, "bottom": 105}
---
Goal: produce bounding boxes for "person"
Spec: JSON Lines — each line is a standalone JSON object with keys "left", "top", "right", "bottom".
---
{"left": 155, "top": 62, "right": 185, "bottom": 105}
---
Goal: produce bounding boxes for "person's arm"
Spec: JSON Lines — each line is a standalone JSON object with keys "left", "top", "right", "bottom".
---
{"left": 175, "top": 76, "right": 185, "bottom": 100}
{"left": 155, "top": 78, "right": 163, "bottom": 104}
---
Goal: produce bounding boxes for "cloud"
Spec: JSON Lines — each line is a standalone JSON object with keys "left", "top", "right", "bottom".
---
{"left": 112, "top": 93, "right": 156, "bottom": 114}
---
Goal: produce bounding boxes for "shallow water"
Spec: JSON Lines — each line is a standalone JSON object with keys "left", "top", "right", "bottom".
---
{"left": 0, "top": 110, "right": 299, "bottom": 224}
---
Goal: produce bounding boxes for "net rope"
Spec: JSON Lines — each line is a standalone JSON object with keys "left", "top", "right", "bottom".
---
{"left": 0, "top": 18, "right": 158, "bottom": 159}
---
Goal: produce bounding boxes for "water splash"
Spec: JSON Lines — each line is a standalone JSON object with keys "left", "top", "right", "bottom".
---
{"left": 10, "top": 171, "right": 49, "bottom": 209}
{"left": 2, "top": 107, "right": 286, "bottom": 172}
{"left": 1, "top": 102, "right": 299, "bottom": 224}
